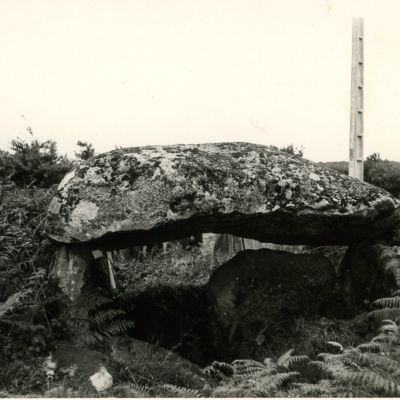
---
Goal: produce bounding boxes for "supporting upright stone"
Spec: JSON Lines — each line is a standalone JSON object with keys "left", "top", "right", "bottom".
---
{"left": 207, "top": 249, "right": 336, "bottom": 360}
{"left": 52, "top": 244, "right": 94, "bottom": 335}
{"left": 341, "top": 242, "right": 400, "bottom": 309}
{"left": 349, "top": 18, "right": 364, "bottom": 180}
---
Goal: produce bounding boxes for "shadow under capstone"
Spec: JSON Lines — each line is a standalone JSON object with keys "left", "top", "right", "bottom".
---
{"left": 108, "top": 247, "right": 370, "bottom": 365}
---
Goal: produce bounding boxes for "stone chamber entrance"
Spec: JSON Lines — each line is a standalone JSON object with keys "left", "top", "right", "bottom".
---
{"left": 79, "top": 233, "right": 389, "bottom": 367}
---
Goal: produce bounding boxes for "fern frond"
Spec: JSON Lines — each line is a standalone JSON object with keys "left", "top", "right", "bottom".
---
{"left": 369, "top": 308, "right": 400, "bottom": 322}
{"left": 210, "top": 385, "right": 242, "bottom": 398}
{"left": 235, "top": 365, "right": 267, "bottom": 377}
{"left": 254, "top": 371, "right": 300, "bottom": 395}
{"left": 379, "top": 320, "right": 399, "bottom": 335}
{"left": 158, "top": 384, "right": 200, "bottom": 398}
{"left": 93, "top": 309, "right": 125, "bottom": 325}
{"left": 232, "top": 359, "right": 265, "bottom": 367}
{"left": 357, "top": 353, "right": 400, "bottom": 374}
{"left": 277, "top": 348, "right": 295, "bottom": 369}
{"left": 307, "top": 361, "right": 335, "bottom": 378}
{"left": 287, "top": 355, "right": 310, "bottom": 369}
{"left": 373, "top": 297, "right": 400, "bottom": 308}
{"left": 209, "top": 361, "right": 234, "bottom": 377}
{"left": 292, "top": 382, "right": 330, "bottom": 395}
{"left": 317, "top": 348, "right": 359, "bottom": 362}
{"left": 382, "top": 318, "right": 397, "bottom": 324}
{"left": 371, "top": 333, "right": 397, "bottom": 344}
{"left": 263, "top": 357, "right": 274, "bottom": 367}
{"left": 85, "top": 293, "right": 112, "bottom": 310}
{"left": 100, "top": 319, "right": 135, "bottom": 337}
{"left": 113, "top": 382, "right": 150, "bottom": 397}
{"left": 327, "top": 341, "right": 344, "bottom": 352}
{"left": 76, "top": 332, "right": 104, "bottom": 347}
{"left": 203, "top": 365, "right": 224, "bottom": 380}
{"left": 357, "top": 342, "right": 387, "bottom": 353}
{"left": 336, "top": 371, "right": 400, "bottom": 396}
{"left": 232, "top": 359, "right": 268, "bottom": 376}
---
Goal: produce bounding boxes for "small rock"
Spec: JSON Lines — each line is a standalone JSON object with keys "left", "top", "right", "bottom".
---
{"left": 89, "top": 365, "right": 113, "bottom": 392}
{"left": 43, "top": 354, "right": 57, "bottom": 378}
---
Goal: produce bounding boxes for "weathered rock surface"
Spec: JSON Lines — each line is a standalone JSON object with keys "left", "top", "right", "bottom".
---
{"left": 207, "top": 248, "right": 337, "bottom": 359}
{"left": 341, "top": 243, "right": 400, "bottom": 308}
{"left": 50, "top": 245, "right": 94, "bottom": 335}
{"left": 46, "top": 142, "right": 399, "bottom": 248}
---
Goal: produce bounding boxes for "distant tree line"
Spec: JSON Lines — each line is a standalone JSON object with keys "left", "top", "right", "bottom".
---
{"left": 322, "top": 154, "right": 400, "bottom": 198}
{"left": 272, "top": 145, "right": 400, "bottom": 198}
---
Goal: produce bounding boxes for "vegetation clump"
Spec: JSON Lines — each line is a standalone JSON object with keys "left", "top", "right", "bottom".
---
{"left": 323, "top": 153, "right": 400, "bottom": 197}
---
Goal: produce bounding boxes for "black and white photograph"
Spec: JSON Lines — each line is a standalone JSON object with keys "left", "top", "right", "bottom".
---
{"left": 1, "top": 0, "right": 400, "bottom": 397}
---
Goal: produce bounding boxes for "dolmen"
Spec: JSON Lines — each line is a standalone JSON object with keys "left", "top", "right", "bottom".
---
{"left": 45, "top": 142, "right": 400, "bottom": 335}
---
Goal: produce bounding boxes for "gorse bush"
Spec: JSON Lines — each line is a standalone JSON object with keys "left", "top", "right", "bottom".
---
{"left": 74, "top": 140, "right": 95, "bottom": 161}
{"left": 0, "top": 136, "right": 96, "bottom": 189}
{"left": 0, "top": 138, "right": 72, "bottom": 188}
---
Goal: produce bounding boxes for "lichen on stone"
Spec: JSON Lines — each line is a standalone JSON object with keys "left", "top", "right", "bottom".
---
{"left": 54, "top": 246, "right": 89, "bottom": 301}
{"left": 45, "top": 142, "right": 400, "bottom": 246}
{"left": 70, "top": 201, "right": 99, "bottom": 230}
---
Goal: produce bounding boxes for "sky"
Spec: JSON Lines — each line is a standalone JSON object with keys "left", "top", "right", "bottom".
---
{"left": 1, "top": 0, "right": 400, "bottom": 162}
